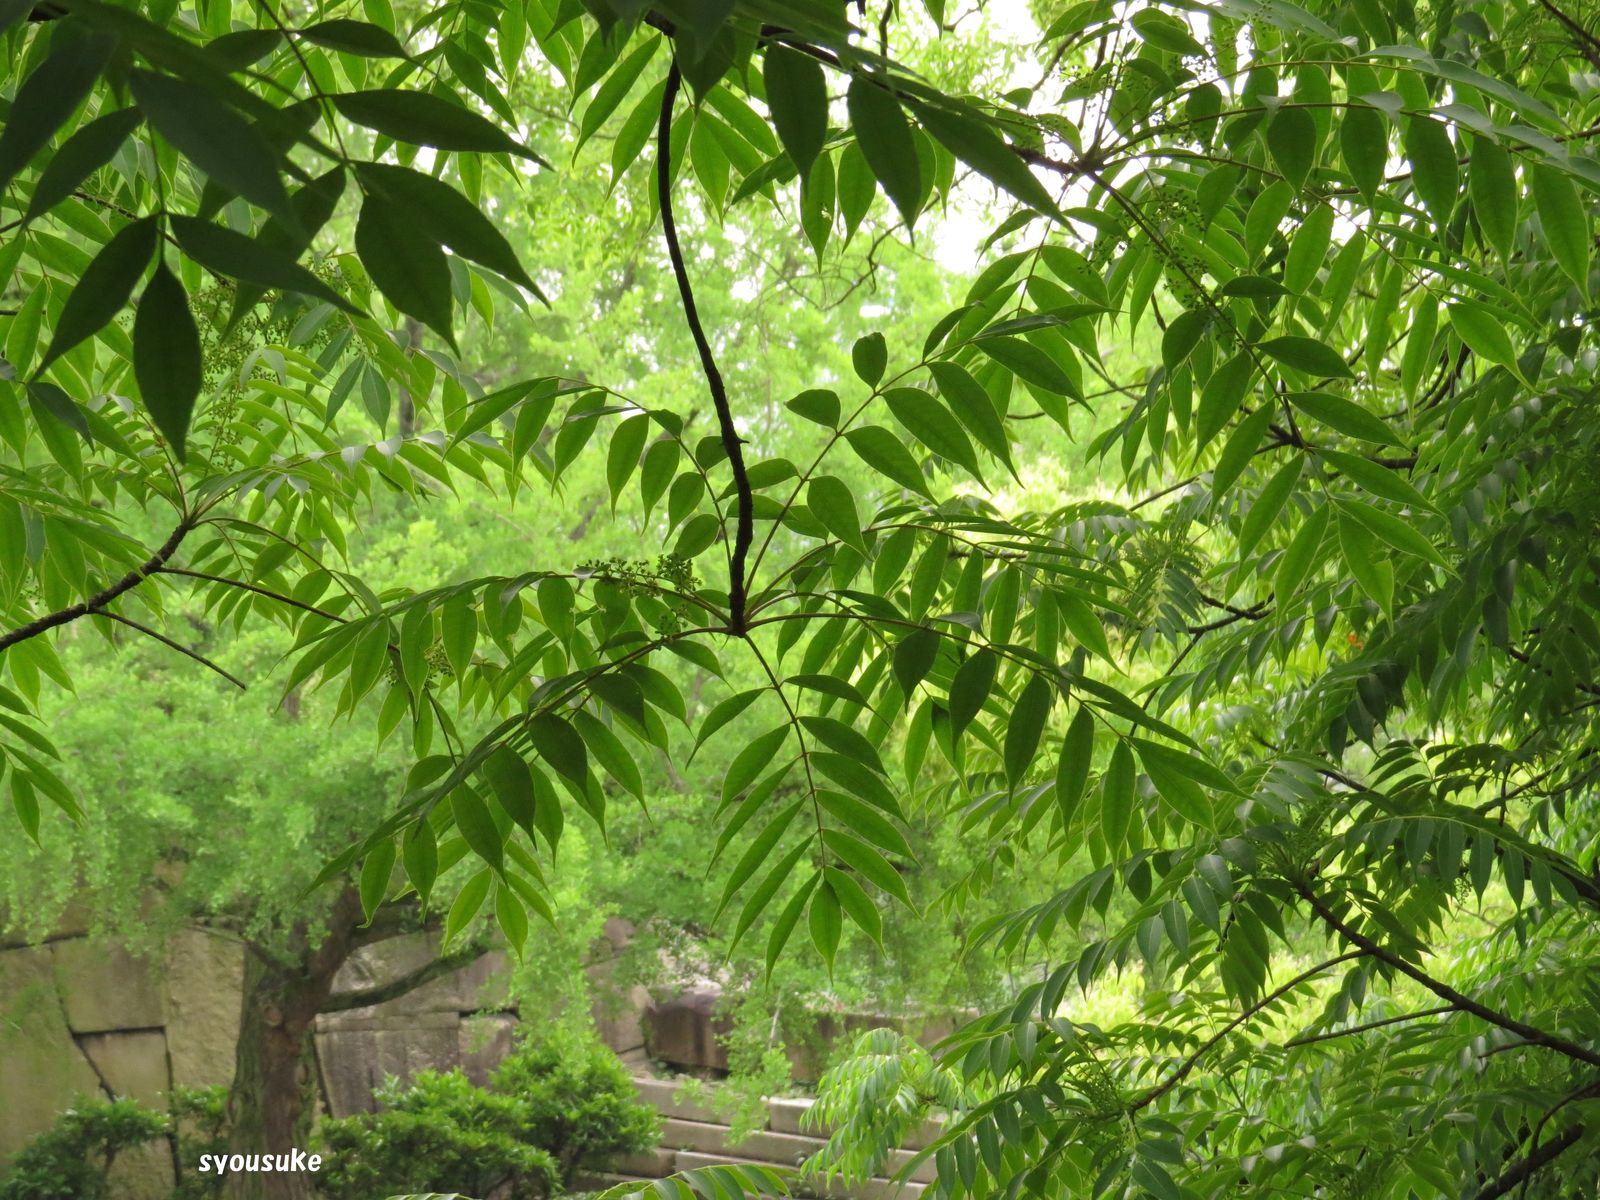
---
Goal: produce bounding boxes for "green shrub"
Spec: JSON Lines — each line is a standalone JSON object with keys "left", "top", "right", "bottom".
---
{"left": 0, "top": 1097, "right": 168, "bottom": 1200}
{"left": 169, "top": 1086, "right": 229, "bottom": 1200}
{"left": 313, "top": 1030, "right": 658, "bottom": 1198}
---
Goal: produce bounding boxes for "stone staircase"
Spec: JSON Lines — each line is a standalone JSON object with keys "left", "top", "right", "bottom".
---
{"left": 580, "top": 1076, "right": 938, "bottom": 1199}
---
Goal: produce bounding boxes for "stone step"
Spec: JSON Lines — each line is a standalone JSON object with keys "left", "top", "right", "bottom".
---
{"left": 611, "top": 1146, "right": 677, "bottom": 1178}
{"left": 657, "top": 1118, "right": 935, "bottom": 1186}
{"left": 633, "top": 1075, "right": 722, "bottom": 1124}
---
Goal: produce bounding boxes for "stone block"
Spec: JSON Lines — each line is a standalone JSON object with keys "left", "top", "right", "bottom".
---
{"left": 77, "top": 1030, "right": 171, "bottom": 1106}
{"left": 587, "top": 954, "right": 651, "bottom": 1055}
{"left": 659, "top": 1117, "right": 824, "bottom": 1167}
{"left": 163, "top": 929, "right": 243, "bottom": 1092}
{"left": 644, "top": 989, "right": 730, "bottom": 1072}
{"left": 459, "top": 1012, "right": 517, "bottom": 1086}
{"left": 105, "top": 1139, "right": 176, "bottom": 1200}
{"left": 316, "top": 1021, "right": 461, "bottom": 1117}
{"left": 631, "top": 1075, "right": 722, "bottom": 1124}
{"left": 768, "top": 1095, "right": 825, "bottom": 1137}
{"left": 0, "top": 947, "right": 105, "bottom": 1162}
{"left": 51, "top": 940, "right": 165, "bottom": 1033}
{"left": 609, "top": 1147, "right": 676, "bottom": 1178}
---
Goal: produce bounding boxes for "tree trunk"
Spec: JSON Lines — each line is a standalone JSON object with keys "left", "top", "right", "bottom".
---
{"left": 222, "top": 885, "right": 365, "bottom": 1200}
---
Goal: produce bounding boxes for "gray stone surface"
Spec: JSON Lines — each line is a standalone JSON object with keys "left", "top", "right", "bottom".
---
{"left": 162, "top": 929, "right": 243, "bottom": 1091}
{"left": 105, "top": 1140, "right": 176, "bottom": 1200}
{"left": 316, "top": 1017, "right": 460, "bottom": 1116}
{"left": 644, "top": 988, "right": 731, "bottom": 1072}
{"left": 77, "top": 1030, "right": 171, "bottom": 1106}
{"left": 0, "top": 947, "right": 105, "bottom": 1161}
{"left": 328, "top": 933, "right": 510, "bottom": 1017}
{"left": 632, "top": 1075, "right": 723, "bottom": 1124}
{"left": 50, "top": 940, "right": 165, "bottom": 1033}
{"left": 459, "top": 1012, "right": 517, "bottom": 1087}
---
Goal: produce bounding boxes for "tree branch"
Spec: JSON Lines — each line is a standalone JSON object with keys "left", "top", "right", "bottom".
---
{"left": 1130, "top": 950, "right": 1367, "bottom": 1112}
{"left": 322, "top": 939, "right": 492, "bottom": 1012}
{"left": 658, "top": 59, "right": 752, "bottom": 632}
{"left": 1297, "top": 882, "right": 1600, "bottom": 1068}
{"left": 1471, "top": 1122, "right": 1584, "bottom": 1200}
{"left": 1284, "top": 1004, "right": 1455, "bottom": 1048}
{"left": 96, "top": 612, "right": 247, "bottom": 690}
{"left": 0, "top": 519, "right": 192, "bottom": 653}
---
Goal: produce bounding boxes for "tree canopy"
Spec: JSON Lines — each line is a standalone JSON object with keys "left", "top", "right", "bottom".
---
{"left": 4, "top": 0, "right": 1600, "bottom": 1195}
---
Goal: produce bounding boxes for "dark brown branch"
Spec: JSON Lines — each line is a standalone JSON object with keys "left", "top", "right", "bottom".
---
{"left": 1471, "top": 1122, "right": 1584, "bottom": 1200}
{"left": 659, "top": 59, "right": 752, "bottom": 632}
{"left": 1285, "top": 1005, "right": 1455, "bottom": 1048}
{"left": 1130, "top": 950, "right": 1367, "bottom": 1112}
{"left": 1297, "top": 883, "right": 1600, "bottom": 1068}
{"left": 321, "top": 940, "right": 491, "bottom": 1012}
{"left": 157, "top": 567, "right": 345, "bottom": 622}
{"left": 96, "top": 611, "right": 247, "bottom": 690}
{"left": 0, "top": 519, "right": 192, "bottom": 652}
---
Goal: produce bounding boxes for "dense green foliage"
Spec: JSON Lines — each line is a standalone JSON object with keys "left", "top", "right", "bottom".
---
{"left": 0, "top": 1098, "right": 168, "bottom": 1200}
{"left": 317, "top": 1033, "right": 657, "bottom": 1199}
{"left": 6, "top": 0, "right": 1600, "bottom": 1196}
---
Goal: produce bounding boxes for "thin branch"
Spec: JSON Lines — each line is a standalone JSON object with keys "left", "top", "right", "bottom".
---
{"left": 157, "top": 567, "right": 345, "bottom": 622}
{"left": 1472, "top": 1123, "right": 1584, "bottom": 1200}
{"left": 1284, "top": 1005, "right": 1455, "bottom": 1048}
{"left": 0, "top": 519, "right": 192, "bottom": 652}
{"left": 322, "top": 941, "right": 491, "bottom": 1012}
{"left": 658, "top": 59, "right": 752, "bottom": 632}
{"left": 1130, "top": 950, "right": 1367, "bottom": 1112}
{"left": 1297, "top": 882, "right": 1600, "bottom": 1069}
{"left": 96, "top": 611, "right": 247, "bottom": 690}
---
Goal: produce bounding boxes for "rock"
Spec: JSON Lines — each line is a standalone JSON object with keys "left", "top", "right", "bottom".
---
{"left": 587, "top": 958, "right": 651, "bottom": 1057}
{"left": 644, "top": 989, "right": 730, "bottom": 1073}
{"left": 327, "top": 933, "right": 509, "bottom": 1016}
{"left": 105, "top": 1140, "right": 176, "bottom": 1200}
{"left": 631, "top": 1075, "right": 722, "bottom": 1124}
{"left": 0, "top": 947, "right": 105, "bottom": 1162}
{"left": 76, "top": 1030, "right": 171, "bottom": 1106}
{"left": 459, "top": 1012, "right": 517, "bottom": 1086}
{"left": 163, "top": 929, "right": 244, "bottom": 1091}
{"left": 315, "top": 1016, "right": 461, "bottom": 1117}
{"left": 51, "top": 939, "right": 165, "bottom": 1033}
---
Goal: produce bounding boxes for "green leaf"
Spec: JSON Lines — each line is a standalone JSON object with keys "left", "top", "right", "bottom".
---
{"left": 452, "top": 788, "right": 505, "bottom": 871}
{"left": 845, "top": 425, "right": 933, "bottom": 497}
{"left": 1238, "top": 455, "right": 1304, "bottom": 560}
{"left": 169, "top": 216, "right": 355, "bottom": 311}
{"left": 1162, "top": 310, "right": 1208, "bottom": 372}
{"left": 1266, "top": 105, "right": 1316, "bottom": 188}
{"left": 572, "top": 710, "right": 644, "bottom": 802}
{"left": 23, "top": 108, "right": 143, "bottom": 225}
{"left": 1099, "top": 740, "right": 1134, "bottom": 854}
{"left": 1531, "top": 163, "right": 1590, "bottom": 298}
{"left": 1258, "top": 336, "right": 1353, "bottom": 379}
{"left": 906, "top": 98, "right": 1062, "bottom": 217}
{"left": 128, "top": 70, "right": 295, "bottom": 225}
{"left": 883, "top": 387, "right": 982, "bottom": 478}
{"left": 1336, "top": 507, "right": 1393, "bottom": 612}
{"left": 132, "top": 263, "right": 202, "bottom": 463}
{"left": 1336, "top": 496, "right": 1449, "bottom": 567}
{"left": 606, "top": 413, "right": 650, "bottom": 510}
{"left": 823, "top": 831, "right": 909, "bottom": 908}
{"left": 528, "top": 713, "right": 588, "bottom": 789}
{"left": 948, "top": 649, "right": 997, "bottom": 737}
{"left": 359, "top": 839, "right": 395, "bottom": 922}
{"left": 847, "top": 76, "right": 922, "bottom": 227}
{"left": 979, "top": 335, "right": 1077, "bottom": 396}
{"left": 299, "top": 18, "right": 409, "bottom": 57}
{"left": 1469, "top": 135, "right": 1517, "bottom": 260}
{"left": 1195, "top": 352, "right": 1253, "bottom": 449}
{"left": 482, "top": 745, "right": 535, "bottom": 837}
{"left": 692, "top": 688, "right": 764, "bottom": 758}
{"left": 332, "top": 90, "right": 545, "bottom": 163}
{"left": 356, "top": 163, "right": 542, "bottom": 295}
{"left": 721, "top": 724, "right": 792, "bottom": 806}
{"left": 929, "top": 361, "right": 1013, "bottom": 473}
{"left": 0, "top": 32, "right": 116, "bottom": 194}
{"left": 577, "top": 35, "right": 661, "bottom": 155}
{"left": 824, "top": 866, "right": 882, "bottom": 946}
{"left": 787, "top": 389, "right": 840, "bottom": 427}
{"left": 1211, "top": 403, "right": 1273, "bottom": 502}
{"left": 852, "top": 332, "right": 887, "bottom": 385}
{"left": 1275, "top": 503, "right": 1329, "bottom": 601}
{"left": 766, "top": 872, "right": 818, "bottom": 975}
{"left": 495, "top": 883, "right": 528, "bottom": 958}
{"left": 444, "top": 867, "right": 493, "bottom": 944}
{"left": 1004, "top": 674, "right": 1052, "bottom": 790}
{"left": 892, "top": 628, "right": 940, "bottom": 701}
{"left": 714, "top": 798, "right": 805, "bottom": 922}
{"left": 402, "top": 819, "right": 438, "bottom": 909}
{"left": 1055, "top": 705, "right": 1094, "bottom": 830}
{"left": 1339, "top": 105, "right": 1387, "bottom": 205}
{"left": 764, "top": 43, "right": 827, "bottom": 182}
{"left": 808, "top": 475, "right": 867, "bottom": 554}
{"left": 35, "top": 217, "right": 158, "bottom": 375}
{"left": 356, "top": 193, "right": 457, "bottom": 349}
{"left": 1403, "top": 115, "right": 1457, "bottom": 223}
{"left": 816, "top": 792, "right": 914, "bottom": 861}
{"left": 1318, "top": 447, "right": 1434, "bottom": 512}
{"left": 1447, "top": 300, "right": 1522, "bottom": 378}
{"left": 1288, "top": 392, "right": 1407, "bottom": 447}
{"left": 809, "top": 878, "right": 843, "bottom": 968}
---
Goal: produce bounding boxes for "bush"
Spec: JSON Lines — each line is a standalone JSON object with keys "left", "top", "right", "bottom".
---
{"left": 0, "top": 1097, "right": 168, "bottom": 1200}
{"left": 313, "top": 1030, "right": 658, "bottom": 1199}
